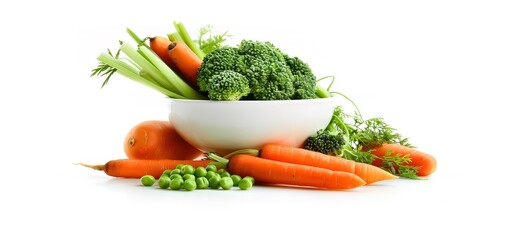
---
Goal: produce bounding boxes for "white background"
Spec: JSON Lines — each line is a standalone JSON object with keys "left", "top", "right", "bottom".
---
{"left": 1, "top": 0, "right": 515, "bottom": 239}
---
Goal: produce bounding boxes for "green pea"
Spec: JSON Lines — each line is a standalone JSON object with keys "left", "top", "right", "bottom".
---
{"left": 196, "top": 177, "right": 209, "bottom": 189}
{"left": 194, "top": 166, "right": 207, "bottom": 178}
{"left": 231, "top": 175, "right": 242, "bottom": 186}
{"left": 158, "top": 176, "right": 171, "bottom": 189}
{"left": 217, "top": 169, "right": 226, "bottom": 175}
{"left": 238, "top": 179, "right": 253, "bottom": 190}
{"left": 206, "top": 164, "right": 217, "bottom": 172}
{"left": 140, "top": 175, "right": 155, "bottom": 186}
{"left": 205, "top": 171, "right": 217, "bottom": 180}
{"left": 181, "top": 165, "right": 195, "bottom": 175}
{"left": 209, "top": 176, "right": 221, "bottom": 189}
{"left": 220, "top": 177, "right": 234, "bottom": 190}
{"left": 183, "top": 179, "right": 197, "bottom": 191}
{"left": 183, "top": 174, "right": 196, "bottom": 181}
{"left": 162, "top": 169, "right": 172, "bottom": 176}
{"left": 175, "top": 164, "right": 184, "bottom": 170}
{"left": 243, "top": 176, "right": 255, "bottom": 184}
{"left": 170, "top": 173, "right": 183, "bottom": 180}
{"left": 170, "top": 169, "right": 181, "bottom": 175}
{"left": 220, "top": 171, "right": 231, "bottom": 178}
{"left": 170, "top": 178, "right": 184, "bottom": 190}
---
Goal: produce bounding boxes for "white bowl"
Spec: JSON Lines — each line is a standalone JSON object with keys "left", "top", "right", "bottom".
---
{"left": 168, "top": 98, "right": 337, "bottom": 155}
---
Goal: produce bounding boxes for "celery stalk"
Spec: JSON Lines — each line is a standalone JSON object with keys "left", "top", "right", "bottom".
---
{"left": 97, "top": 53, "right": 185, "bottom": 99}
{"left": 126, "top": 28, "right": 151, "bottom": 50}
{"left": 173, "top": 21, "right": 205, "bottom": 59}
{"left": 120, "top": 43, "right": 177, "bottom": 91}
{"left": 167, "top": 32, "right": 184, "bottom": 42}
{"left": 138, "top": 46, "right": 206, "bottom": 100}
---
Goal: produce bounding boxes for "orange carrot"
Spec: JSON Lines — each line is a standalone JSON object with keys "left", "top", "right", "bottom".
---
{"left": 370, "top": 143, "right": 437, "bottom": 177}
{"left": 78, "top": 159, "right": 213, "bottom": 179}
{"left": 124, "top": 120, "right": 202, "bottom": 160}
{"left": 258, "top": 144, "right": 397, "bottom": 184}
{"left": 149, "top": 36, "right": 180, "bottom": 72}
{"left": 219, "top": 154, "right": 366, "bottom": 190}
{"left": 167, "top": 41, "right": 202, "bottom": 89}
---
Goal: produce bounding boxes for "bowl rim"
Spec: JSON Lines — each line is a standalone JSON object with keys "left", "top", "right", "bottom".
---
{"left": 166, "top": 96, "right": 337, "bottom": 104}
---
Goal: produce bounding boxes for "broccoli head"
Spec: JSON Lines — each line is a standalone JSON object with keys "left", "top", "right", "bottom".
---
{"left": 196, "top": 39, "right": 318, "bottom": 101}
{"left": 196, "top": 47, "right": 245, "bottom": 92}
{"left": 238, "top": 40, "right": 295, "bottom": 100}
{"left": 203, "top": 70, "right": 250, "bottom": 101}
{"left": 284, "top": 55, "right": 317, "bottom": 99}
{"left": 304, "top": 129, "right": 346, "bottom": 156}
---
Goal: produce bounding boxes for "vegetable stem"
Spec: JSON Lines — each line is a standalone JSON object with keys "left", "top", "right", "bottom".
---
{"left": 205, "top": 152, "right": 229, "bottom": 168}
{"left": 126, "top": 28, "right": 151, "bottom": 50}
{"left": 97, "top": 53, "right": 185, "bottom": 98}
{"left": 120, "top": 43, "right": 177, "bottom": 91}
{"left": 167, "top": 32, "right": 184, "bottom": 42}
{"left": 223, "top": 149, "right": 260, "bottom": 159}
{"left": 174, "top": 21, "right": 206, "bottom": 59}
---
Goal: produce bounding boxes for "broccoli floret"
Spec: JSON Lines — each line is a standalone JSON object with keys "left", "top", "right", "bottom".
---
{"left": 196, "top": 39, "right": 319, "bottom": 101}
{"left": 203, "top": 70, "right": 250, "bottom": 101}
{"left": 304, "top": 129, "right": 346, "bottom": 156}
{"left": 238, "top": 40, "right": 295, "bottom": 100}
{"left": 241, "top": 55, "right": 295, "bottom": 100}
{"left": 238, "top": 40, "right": 284, "bottom": 61}
{"left": 196, "top": 47, "right": 245, "bottom": 91}
{"left": 284, "top": 55, "right": 317, "bottom": 99}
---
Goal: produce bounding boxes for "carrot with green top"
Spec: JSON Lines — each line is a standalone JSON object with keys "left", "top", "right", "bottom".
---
{"left": 231, "top": 144, "right": 397, "bottom": 184}
{"left": 369, "top": 143, "right": 437, "bottom": 177}
{"left": 207, "top": 153, "right": 366, "bottom": 190}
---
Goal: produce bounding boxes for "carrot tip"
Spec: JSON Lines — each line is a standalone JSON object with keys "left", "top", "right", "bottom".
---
{"left": 76, "top": 162, "right": 105, "bottom": 171}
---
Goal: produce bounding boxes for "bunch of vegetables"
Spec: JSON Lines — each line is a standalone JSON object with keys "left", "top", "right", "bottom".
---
{"left": 80, "top": 120, "right": 391, "bottom": 190}
{"left": 85, "top": 21, "right": 437, "bottom": 191}
{"left": 92, "top": 21, "right": 330, "bottom": 101}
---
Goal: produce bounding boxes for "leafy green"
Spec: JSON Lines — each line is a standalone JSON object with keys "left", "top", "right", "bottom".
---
{"left": 304, "top": 105, "right": 420, "bottom": 179}
{"left": 198, "top": 25, "right": 231, "bottom": 55}
{"left": 90, "top": 43, "right": 122, "bottom": 88}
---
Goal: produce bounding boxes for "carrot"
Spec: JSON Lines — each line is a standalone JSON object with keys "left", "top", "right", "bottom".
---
{"left": 124, "top": 120, "right": 202, "bottom": 160}
{"left": 208, "top": 153, "right": 365, "bottom": 190}
{"left": 149, "top": 36, "right": 180, "bottom": 73}
{"left": 167, "top": 41, "right": 202, "bottom": 89}
{"left": 370, "top": 143, "right": 437, "bottom": 177}
{"left": 78, "top": 159, "right": 213, "bottom": 179}
{"left": 256, "top": 144, "right": 397, "bottom": 184}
